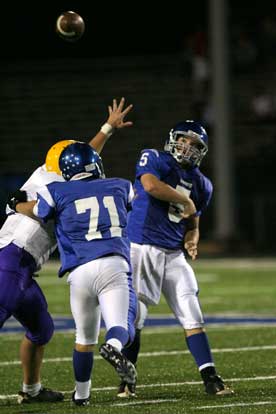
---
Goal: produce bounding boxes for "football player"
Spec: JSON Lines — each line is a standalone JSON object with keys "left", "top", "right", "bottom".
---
{"left": 13, "top": 142, "right": 156, "bottom": 407}
{"left": 0, "top": 97, "right": 133, "bottom": 403}
{"left": 118, "top": 120, "right": 234, "bottom": 397}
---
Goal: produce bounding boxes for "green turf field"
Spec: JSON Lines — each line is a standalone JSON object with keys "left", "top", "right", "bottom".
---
{"left": 1, "top": 258, "right": 276, "bottom": 414}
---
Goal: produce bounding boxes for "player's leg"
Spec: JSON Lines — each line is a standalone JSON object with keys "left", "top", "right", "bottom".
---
{"left": 123, "top": 243, "right": 163, "bottom": 364}
{"left": 0, "top": 244, "right": 63, "bottom": 403}
{"left": 118, "top": 244, "right": 165, "bottom": 397}
{"left": 14, "top": 279, "right": 64, "bottom": 403}
{"left": 122, "top": 299, "right": 148, "bottom": 365}
{"left": 97, "top": 256, "right": 137, "bottom": 387}
{"left": 118, "top": 299, "right": 148, "bottom": 397}
{"left": 163, "top": 251, "right": 233, "bottom": 396}
{"left": 68, "top": 264, "right": 102, "bottom": 406}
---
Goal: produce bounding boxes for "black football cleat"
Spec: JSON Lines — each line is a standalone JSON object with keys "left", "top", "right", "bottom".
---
{"left": 71, "top": 390, "right": 90, "bottom": 406}
{"left": 204, "top": 375, "right": 234, "bottom": 396}
{"left": 17, "top": 387, "right": 64, "bottom": 404}
{"left": 99, "top": 343, "right": 137, "bottom": 385}
{"left": 117, "top": 380, "right": 136, "bottom": 398}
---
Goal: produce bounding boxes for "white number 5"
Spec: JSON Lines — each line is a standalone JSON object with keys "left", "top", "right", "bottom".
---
{"left": 139, "top": 152, "right": 149, "bottom": 166}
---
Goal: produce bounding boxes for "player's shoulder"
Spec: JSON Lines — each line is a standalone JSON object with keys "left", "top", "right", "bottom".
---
{"left": 139, "top": 148, "right": 161, "bottom": 158}
{"left": 21, "top": 164, "right": 63, "bottom": 192}
{"left": 192, "top": 168, "right": 213, "bottom": 192}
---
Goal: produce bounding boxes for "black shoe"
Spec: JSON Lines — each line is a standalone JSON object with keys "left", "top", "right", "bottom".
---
{"left": 117, "top": 380, "right": 136, "bottom": 398}
{"left": 99, "top": 343, "right": 137, "bottom": 385}
{"left": 71, "top": 390, "right": 90, "bottom": 406}
{"left": 204, "top": 375, "right": 234, "bottom": 396}
{"left": 18, "top": 387, "right": 64, "bottom": 404}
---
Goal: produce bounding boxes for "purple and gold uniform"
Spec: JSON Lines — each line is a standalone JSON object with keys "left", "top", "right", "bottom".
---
{"left": 0, "top": 165, "right": 64, "bottom": 344}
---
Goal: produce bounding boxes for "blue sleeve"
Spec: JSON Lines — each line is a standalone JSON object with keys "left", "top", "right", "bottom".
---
{"left": 136, "top": 149, "right": 161, "bottom": 180}
{"left": 126, "top": 181, "right": 134, "bottom": 212}
{"left": 33, "top": 185, "right": 56, "bottom": 222}
{"left": 196, "top": 178, "right": 213, "bottom": 216}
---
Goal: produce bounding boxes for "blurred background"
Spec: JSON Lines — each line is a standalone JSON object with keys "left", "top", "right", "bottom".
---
{"left": 1, "top": 0, "right": 276, "bottom": 256}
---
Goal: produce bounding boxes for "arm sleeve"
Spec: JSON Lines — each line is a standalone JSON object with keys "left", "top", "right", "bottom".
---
{"left": 196, "top": 178, "right": 213, "bottom": 216}
{"left": 33, "top": 185, "right": 56, "bottom": 222}
{"left": 127, "top": 181, "right": 135, "bottom": 211}
{"left": 136, "top": 149, "right": 161, "bottom": 180}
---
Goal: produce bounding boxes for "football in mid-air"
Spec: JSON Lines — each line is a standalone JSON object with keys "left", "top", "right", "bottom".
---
{"left": 56, "top": 11, "right": 85, "bottom": 42}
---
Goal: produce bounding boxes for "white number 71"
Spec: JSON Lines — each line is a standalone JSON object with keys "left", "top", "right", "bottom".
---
{"left": 75, "top": 196, "right": 122, "bottom": 240}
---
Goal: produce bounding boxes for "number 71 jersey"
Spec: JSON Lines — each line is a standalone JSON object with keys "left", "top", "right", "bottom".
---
{"left": 34, "top": 177, "right": 134, "bottom": 277}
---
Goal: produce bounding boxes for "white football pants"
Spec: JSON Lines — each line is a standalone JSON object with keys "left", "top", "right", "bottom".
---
{"left": 131, "top": 243, "right": 204, "bottom": 330}
{"left": 67, "top": 255, "right": 132, "bottom": 345}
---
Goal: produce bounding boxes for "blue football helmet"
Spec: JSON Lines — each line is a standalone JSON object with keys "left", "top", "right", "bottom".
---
{"left": 59, "top": 142, "right": 105, "bottom": 181}
{"left": 164, "top": 120, "right": 208, "bottom": 167}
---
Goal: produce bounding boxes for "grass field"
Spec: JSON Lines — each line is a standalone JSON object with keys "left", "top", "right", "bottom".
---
{"left": 1, "top": 258, "right": 276, "bottom": 414}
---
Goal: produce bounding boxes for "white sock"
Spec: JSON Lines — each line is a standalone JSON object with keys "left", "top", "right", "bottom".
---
{"left": 106, "top": 338, "right": 122, "bottom": 352}
{"left": 75, "top": 379, "right": 91, "bottom": 400}
{"left": 22, "top": 382, "right": 41, "bottom": 397}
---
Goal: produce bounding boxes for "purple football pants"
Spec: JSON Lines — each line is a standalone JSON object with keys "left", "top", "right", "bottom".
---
{"left": 0, "top": 243, "right": 54, "bottom": 345}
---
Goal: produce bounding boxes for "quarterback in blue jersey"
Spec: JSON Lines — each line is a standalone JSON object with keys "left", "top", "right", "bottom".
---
{"left": 119, "top": 120, "right": 234, "bottom": 398}
{"left": 16, "top": 142, "right": 138, "bottom": 407}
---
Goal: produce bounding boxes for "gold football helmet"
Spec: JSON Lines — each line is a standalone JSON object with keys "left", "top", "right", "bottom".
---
{"left": 45, "top": 140, "right": 76, "bottom": 175}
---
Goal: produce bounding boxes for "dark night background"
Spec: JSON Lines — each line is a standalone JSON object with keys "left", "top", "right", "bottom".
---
{"left": 1, "top": 1, "right": 276, "bottom": 255}
{"left": 2, "top": 3, "right": 207, "bottom": 58}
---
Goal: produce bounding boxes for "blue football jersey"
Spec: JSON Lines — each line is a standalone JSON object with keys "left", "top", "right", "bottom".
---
{"left": 127, "top": 149, "right": 213, "bottom": 250}
{"left": 34, "top": 177, "right": 134, "bottom": 277}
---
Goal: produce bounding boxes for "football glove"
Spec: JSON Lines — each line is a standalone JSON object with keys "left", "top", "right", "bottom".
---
{"left": 7, "top": 190, "right": 27, "bottom": 212}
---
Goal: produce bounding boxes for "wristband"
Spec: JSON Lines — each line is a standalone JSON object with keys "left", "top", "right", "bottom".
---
{"left": 100, "top": 123, "right": 114, "bottom": 138}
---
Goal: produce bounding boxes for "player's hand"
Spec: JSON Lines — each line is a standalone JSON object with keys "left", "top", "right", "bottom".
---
{"left": 106, "top": 97, "right": 133, "bottom": 130}
{"left": 180, "top": 199, "right": 197, "bottom": 219}
{"left": 184, "top": 241, "right": 198, "bottom": 260}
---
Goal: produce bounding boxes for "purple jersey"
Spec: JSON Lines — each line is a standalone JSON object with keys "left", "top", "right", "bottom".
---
{"left": 34, "top": 177, "right": 134, "bottom": 277}
{"left": 127, "top": 149, "right": 213, "bottom": 250}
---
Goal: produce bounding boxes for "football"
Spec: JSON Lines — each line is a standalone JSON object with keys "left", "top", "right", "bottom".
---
{"left": 56, "top": 11, "right": 85, "bottom": 42}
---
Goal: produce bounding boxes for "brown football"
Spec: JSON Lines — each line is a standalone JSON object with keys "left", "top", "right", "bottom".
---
{"left": 56, "top": 11, "right": 85, "bottom": 42}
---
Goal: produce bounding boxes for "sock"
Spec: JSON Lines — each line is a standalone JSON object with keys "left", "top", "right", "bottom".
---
{"left": 75, "top": 379, "right": 91, "bottom": 400}
{"left": 107, "top": 338, "right": 122, "bottom": 351}
{"left": 22, "top": 382, "right": 41, "bottom": 397}
{"left": 186, "top": 332, "right": 215, "bottom": 371}
{"left": 122, "top": 329, "right": 141, "bottom": 365}
{"left": 73, "top": 350, "right": 93, "bottom": 399}
{"left": 106, "top": 326, "right": 129, "bottom": 349}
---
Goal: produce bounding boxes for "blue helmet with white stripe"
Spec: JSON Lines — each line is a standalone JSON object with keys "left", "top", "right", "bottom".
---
{"left": 59, "top": 142, "right": 105, "bottom": 181}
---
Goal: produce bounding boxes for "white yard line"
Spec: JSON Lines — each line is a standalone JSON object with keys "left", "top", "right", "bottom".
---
{"left": 2, "top": 375, "right": 276, "bottom": 401}
{"left": 113, "top": 398, "right": 178, "bottom": 407}
{"left": 1, "top": 344, "right": 276, "bottom": 367}
{"left": 195, "top": 401, "right": 276, "bottom": 410}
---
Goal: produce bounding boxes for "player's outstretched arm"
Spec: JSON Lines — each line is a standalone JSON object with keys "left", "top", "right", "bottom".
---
{"left": 88, "top": 97, "right": 133, "bottom": 154}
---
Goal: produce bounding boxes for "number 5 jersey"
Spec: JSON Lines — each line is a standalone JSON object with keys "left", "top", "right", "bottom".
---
{"left": 127, "top": 149, "right": 213, "bottom": 250}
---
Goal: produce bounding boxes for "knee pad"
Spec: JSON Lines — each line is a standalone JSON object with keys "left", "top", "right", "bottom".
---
{"left": 176, "top": 294, "right": 204, "bottom": 330}
{"left": 26, "top": 312, "right": 54, "bottom": 345}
